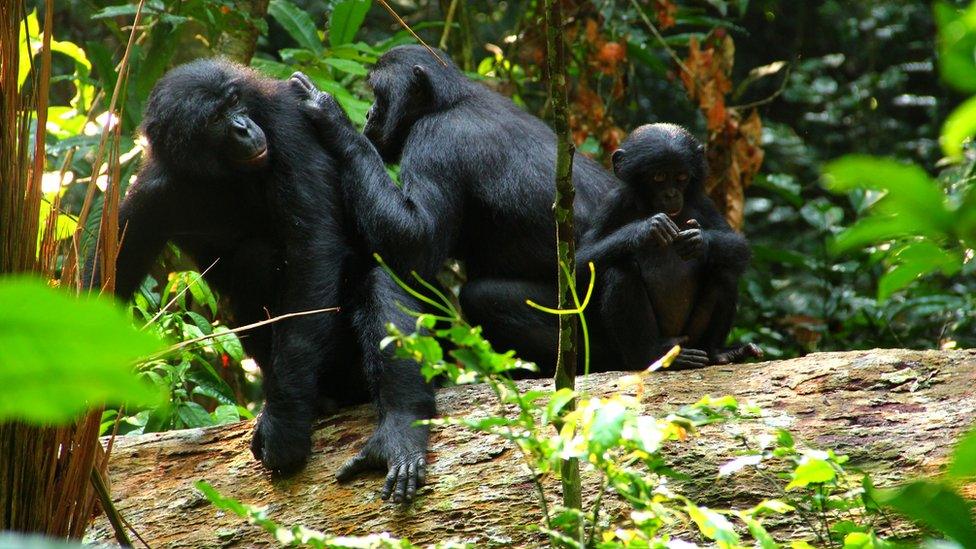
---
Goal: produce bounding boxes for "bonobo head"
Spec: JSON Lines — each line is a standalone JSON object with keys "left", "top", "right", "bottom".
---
{"left": 612, "top": 123, "right": 706, "bottom": 218}
{"left": 364, "top": 45, "right": 467, "bottom": 162}
{"left": 142, "top": 59, "right": 270, "bottom": 179}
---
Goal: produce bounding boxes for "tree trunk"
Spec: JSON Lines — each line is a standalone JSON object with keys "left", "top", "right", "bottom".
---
{"left": 214, "top": 0, "right": 270, "bottom": 64}
{"left": 87, "top": 349, "right": 976, "bottom": 547}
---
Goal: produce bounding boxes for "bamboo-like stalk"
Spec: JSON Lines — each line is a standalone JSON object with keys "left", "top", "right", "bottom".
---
{"left": 0, "top": 0, "right": 137, "bottom": 539}
{"left": 543, "top": 0, "right": 582, "bottom": 513}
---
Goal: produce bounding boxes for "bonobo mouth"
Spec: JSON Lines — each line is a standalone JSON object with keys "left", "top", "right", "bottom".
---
{"left": 243, "top": 147, "right": 270, "bottom": 167}
{"left": 667, "top": 208, "right": 682, "bottom": 218}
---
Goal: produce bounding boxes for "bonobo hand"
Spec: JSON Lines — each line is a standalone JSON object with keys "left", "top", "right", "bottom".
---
{"left": 288, "top": 71, "right": 355, "bottom": 134}
{"left": 640, "top": 213, "right": 680, "bottom": 249}
{"left": 336, "top": 414, "right": 429, "bottom": 504}
{"left": 674, "top": 219, "right": 705, "bottom": 260}
{"left": 250, "top": 408, "right": 313, "bottom": 475}
{"left": 710, "top": 343, "right": 764, "bottom": 365}
{"left": 657, "top": 336, "right": 710, "bottom": 369}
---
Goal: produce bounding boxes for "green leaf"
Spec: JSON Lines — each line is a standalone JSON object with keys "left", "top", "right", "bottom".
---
{"left": 588, "top": 401, "right": 627, "bottom": 451}
{"left": 942, "top": 96, "right": 976, "bottom": 159}
{"left": 543, "top": 388, "right": 576, "bottom": 426}
{"left": 178, "top": 402, "right": 214, "bottom": 428}
{"left": 0, "top": 277, "right": 163, "bottom": 424}
{"left": 323, "top": 57, "right": 368, "bottom": 75}
{"left": 329, "top": 0, "right": 371, "bottom": 47}
{"left": 687, "top": 504, "right": 740, "bottom": 545}
{"left": 935, "top": 1, "right": 976, "bottom": 93}
{"left": 786, "top": 457, "right": 836, "bottom": 489}
{"left": 212, "top": 404, "right": 241, "bottom": 424}
{"left": 874, "top": 481, "right": 976, "bottom": 547}
{"left": 948, "top": 428, "right": 976, "bottom": 480}
{"left": 824, "top": 156, "right": 951, "bottom": 237}
{"left": 268, "top": 0, "right": 323, "bottom": 54}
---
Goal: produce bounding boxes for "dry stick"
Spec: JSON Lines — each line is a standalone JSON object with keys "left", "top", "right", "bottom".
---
{"left": 375, "top": 0, "right": 448, "bottom": 66}
{"left": 65, "top": 0, "right": 146, "bottom": 286}
{"left": 90, "top": 468, "right": 133, "bottom": 548}
{"left": 730, "top": 63, "right": 792, "bottom": 111}
{"left": 628, "top": 0, "right": 692, "bottom": 78}
{"left": 438, "top": 0, "right": 459, "bottom": 50}
{"left": 146, "top": 306, "right": 340, "bottom": 359}
{"left": 142, "top": 258, "right": 220, "bottom": 329}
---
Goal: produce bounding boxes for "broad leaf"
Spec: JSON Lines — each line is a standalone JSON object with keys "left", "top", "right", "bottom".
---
{"left": 329, "top": 0, "right": 371, "bottom": 47}
{"left": 268, "top": 0, "right": 323, "bottom": 54}
{"left": 0, "top": 277, "right": 163, "bottom": 424}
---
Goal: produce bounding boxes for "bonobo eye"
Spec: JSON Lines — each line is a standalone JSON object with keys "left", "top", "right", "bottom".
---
{"left": 677, "top": 173, "right": 688, "bottom": 182}
{"left": 653, "top": 173, "right": 666, "bottom": 183}
{"left": 227, "top": 91, "right": 240, "bottom": 108}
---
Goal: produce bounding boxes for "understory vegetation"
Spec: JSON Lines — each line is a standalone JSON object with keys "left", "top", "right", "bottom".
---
{"left": 2, "top": 0, "right": 976, "bottom": 547}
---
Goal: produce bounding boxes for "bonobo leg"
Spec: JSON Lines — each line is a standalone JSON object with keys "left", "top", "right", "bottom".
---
{"left": 682, "top": 271, "right": 761, "bottom": 365}
{"left": 336, "top": 266, "right": 435, "bottom": 503}
{"left": 459, "top": 278, "right": 560, "bottom": 374}
{"left": 600, "top": 263, "right": 709, "bottom": 370}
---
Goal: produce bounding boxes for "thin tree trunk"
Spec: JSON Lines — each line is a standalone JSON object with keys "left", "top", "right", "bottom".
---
{"left": 544, "top": 0, "right": 582, "bottom": 511}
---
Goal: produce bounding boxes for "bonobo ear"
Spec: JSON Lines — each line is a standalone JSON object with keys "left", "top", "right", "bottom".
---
{"left": 412, "top": 65, "right": 433, "bottom": 94}
{"left": 611, "top": 148, "right": 626, "bottom": 175}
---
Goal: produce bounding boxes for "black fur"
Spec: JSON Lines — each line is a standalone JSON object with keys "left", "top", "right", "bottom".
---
{"left": 579, "top": 123, "right": 761, "bottom": 368}
{"left": 84, "top": 60, "right": 433, "bottom": 500}
{"left": 291, "top": 46, "right": 621, "bottom": 379}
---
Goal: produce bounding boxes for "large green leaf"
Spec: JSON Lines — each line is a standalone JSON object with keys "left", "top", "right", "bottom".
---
{"left": 948, "top": 428, "right": 976, "bottom": 480}
{"left": 268, "top": 0, "right": 323, "bottom": 54}
{"left": 329, "top": 0, "right": 371, "bottom": 47}
{"left": 874, "top": 480, "right": 976, "bottom": 547}
{"left": 0, "top": 277, "right": 163, "bottom": 424}
{"left": 942, "top": 95, "right": 976, "bottom": 159}
{"left": 935, "top": 1, "right": 976, "bottom": 93}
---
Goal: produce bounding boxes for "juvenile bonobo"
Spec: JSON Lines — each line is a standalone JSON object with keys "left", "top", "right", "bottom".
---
{"left": 84, "top": 59, "right": 433, "bottom": 503}
{"left": 579, "top": 123, "right": 762, "bottom": 368}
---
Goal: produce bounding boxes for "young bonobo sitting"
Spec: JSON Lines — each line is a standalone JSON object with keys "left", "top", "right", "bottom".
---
{"left": 579, "top": 123, "right": 762, "bottom": 369}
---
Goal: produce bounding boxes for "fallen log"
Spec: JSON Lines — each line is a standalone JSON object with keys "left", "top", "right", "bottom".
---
{"left": 87, "top": 349, "right": 976, "bottom": 547}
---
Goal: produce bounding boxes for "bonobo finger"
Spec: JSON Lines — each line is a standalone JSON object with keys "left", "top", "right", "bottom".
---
{"left": 686, "top": 219, "right": 701, "bottom": 229}
{"left": 289, "top": 71, "right": 314, "bottom": 92}
{"left": 415, "top": 456, "right": 427, "bottom": 487}
{"left": 405, "top": 462, "right": 419, "bottom": 501}
{"left": 381, "top": 464, "right": 399, "bottom": 501}
{"left": 336, "top": 453, "right": 371, "bottom": 482}
{"left": 393, "top": 464, "right": 409, "bottom": 503}
{"left": 664, "top": 215, "right": 681, "bottom": 236}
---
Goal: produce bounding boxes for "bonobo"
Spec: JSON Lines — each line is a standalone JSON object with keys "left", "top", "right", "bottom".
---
{"left": 578, "top": 123, "right": 762, "bottom": 369}
{"left": 84, "top": 59, "right": 434, "bottom": 503}
{"left": 288, "top": 45, "right": 619, "bottom": 379}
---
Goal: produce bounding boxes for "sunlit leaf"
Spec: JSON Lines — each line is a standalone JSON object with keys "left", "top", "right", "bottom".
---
{"left": 942, "top": 96, "right": 976, "bottom": 159}
{"left": 786, "top": 457, "right": 835, "bottom": 489}
{"left": 947, "top": 428, "right": 976, "bottom": 480}
{"left": 874, "top": 481, "right": 976, "bottom": 547}
{"left": 329, "top": 0, "right": 372, "bottom": 47}
{"left": 0, "top": 277, "right": 163, "bottom": 424}
{"left": 268, "top": 0, "right": 324, "bottom": 54}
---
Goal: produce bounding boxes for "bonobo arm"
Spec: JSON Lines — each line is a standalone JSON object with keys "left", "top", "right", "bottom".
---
{"left": 290, "top": 74, "right": 459, "bottom": 275}
{"left": 251, "top": 203, "right": 344, "bottom": 474}
{"left": 689, "top": 196, "right": 751, "bottom": 273}
{"left": 577, "top": 188, "right": 679, "bottom": 268}
{"left": 86, "top": 167, "right": 172, "bottom": 297}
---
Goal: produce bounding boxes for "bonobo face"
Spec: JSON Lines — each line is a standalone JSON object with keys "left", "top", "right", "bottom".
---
{"left": 612, "top": 123, "right": 705, "bottom": 218}
{"left": 363, "top": 64, "right": 430, "bottom": 163}
{"left": 142, "top": 61, "right": 270, "bottom": 178}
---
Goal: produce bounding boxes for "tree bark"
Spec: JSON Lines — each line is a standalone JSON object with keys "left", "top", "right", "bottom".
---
{"left": 214, "top": 0, "right": 271, "bottom": 64}
{"left": 87, "top": 349, "right": 976, "bottom": 547}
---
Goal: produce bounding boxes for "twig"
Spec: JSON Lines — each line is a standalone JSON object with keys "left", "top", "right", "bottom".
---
{"left": 438, "top": 0, "right": 459, "bottom": 50}
{"left": 730, "top": 63, "right": 792, "bottom": 111}
{"left": 376, "top": 0, "right": 448, "bottom": 66}
{"left": 145, "top": 306, "right": 340, "bottom": 359}
{"left": 142, "top": 258, "right": 220, "bottom": 329}
{"left": 628, "top": 0, "right": 692, "bottom": 78}
{"left": 91, "top": 468, "right": 134, "bottom": 548}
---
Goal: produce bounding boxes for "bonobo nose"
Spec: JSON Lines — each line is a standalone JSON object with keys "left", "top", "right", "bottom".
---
{"left": 232, "top": 117, "right": 251, "bottom": 136}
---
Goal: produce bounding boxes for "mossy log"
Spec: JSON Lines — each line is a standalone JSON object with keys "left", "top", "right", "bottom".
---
{"left": 87, "top": 349, "right": 976, "bottom": 547}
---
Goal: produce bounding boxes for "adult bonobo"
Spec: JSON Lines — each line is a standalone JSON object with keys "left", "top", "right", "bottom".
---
{"left": 578, "top": 123, "right": 762, "bottom": 368}
{"left": 288, "top": 45, "right": 620, "bottom": 377}
{"left": 84, "top": 59, "right": 434, "bottom": 502}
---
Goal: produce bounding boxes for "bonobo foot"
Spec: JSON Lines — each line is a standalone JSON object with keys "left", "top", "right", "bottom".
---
{"left": 710, "top": 343, "right": 763, "bottom": 365}
{"left": 250, "top": 409, "right": 312, "bottom": 475}
{"left": 337, "top": 414, "right": 429, "bottom": 504}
